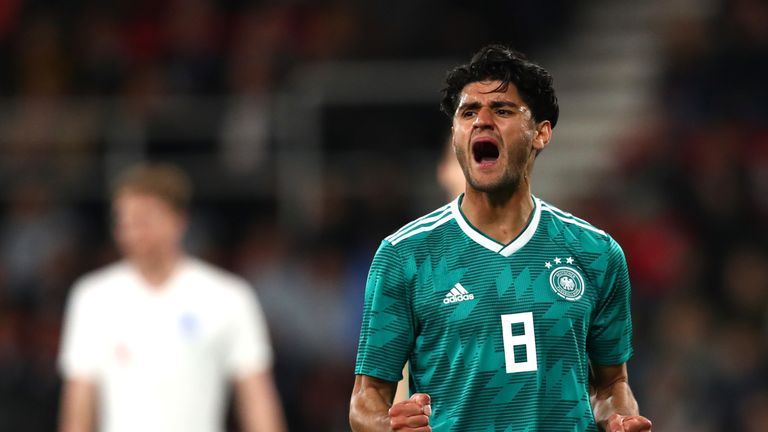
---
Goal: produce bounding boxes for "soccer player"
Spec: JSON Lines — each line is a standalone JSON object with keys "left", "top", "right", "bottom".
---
{"left": 350, "top": 45, "right": 652, "bottom": 432}
{"left": 58, "top": 163, "right": 286, "bottom": 432}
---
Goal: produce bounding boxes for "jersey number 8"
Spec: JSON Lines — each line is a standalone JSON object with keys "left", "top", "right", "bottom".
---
{"left": 501, "top": 312, "right": 538, "bottom": 373}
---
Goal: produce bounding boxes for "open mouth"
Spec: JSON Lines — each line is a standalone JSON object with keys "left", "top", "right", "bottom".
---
{"left": 472, "top": 140, "right": 500, "bottom": 164}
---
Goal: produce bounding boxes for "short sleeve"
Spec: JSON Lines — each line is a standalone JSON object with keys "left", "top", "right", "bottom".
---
{"left": 224, "top": 283, "right": 274, "bottom": 378}
{"left": 58, "top": 280, "right": 103, "bottom": 379}
{"left": 354, "top": 240, "right": 414, "bottom": 382}
{"left": 587, "top": 238, "right": 634, "bottom": 365}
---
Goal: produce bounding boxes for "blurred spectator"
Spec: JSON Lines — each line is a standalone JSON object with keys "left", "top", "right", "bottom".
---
{"left": 14, "top": 12, "right": 69, "bottom": 97}
{"left": 740, "top": 390, "right": 768, "bottom": 432}
{"left": 235, "top": 219, "right": 358, "bottom": 431}
{"left": 0, "top": 0, "right": 20, "bottom": 43}
{"left": 720, "top": 244, "right": 768, "bottom": 324}
{"left": 72, "top": 8, "right": 125, "bottom": 95}
{"left": 0, "top": 179, "right": 77, "bottom": 306}
{"left": 635, "top": 296, "right": 717, "bottom": 431}
{"left": 219, "top": 4, "right": 289, "bottom": 175}
{"left": 163, "top": 0, "right": 224, "bottom": 94}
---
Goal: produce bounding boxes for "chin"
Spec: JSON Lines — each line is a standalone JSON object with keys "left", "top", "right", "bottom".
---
{"left": 469, "top": 176, "right": 522, "bottom": 194}
{"left": 124, "top": 247, "right": 156, "bottom": 260}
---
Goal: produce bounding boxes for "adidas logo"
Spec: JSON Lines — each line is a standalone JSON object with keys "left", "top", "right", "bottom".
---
{"left": 443, "top": 283, "right": 475, "bottom": 304}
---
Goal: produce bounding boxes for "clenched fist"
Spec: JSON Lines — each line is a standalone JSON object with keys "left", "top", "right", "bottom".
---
{"left": 388, "top": 393, "right": 432, "bottom": 432}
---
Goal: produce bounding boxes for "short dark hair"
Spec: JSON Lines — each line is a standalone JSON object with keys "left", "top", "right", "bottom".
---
{"left": 112, "top": 162, "right": 192, "bottom": 213}
{"left": 440, "top": 44, "right": 559, "bottom": 129}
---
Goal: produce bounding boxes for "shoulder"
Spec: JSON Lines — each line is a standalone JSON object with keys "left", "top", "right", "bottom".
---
{"left": 537, "top": 198, "right": 625, "bottom": 259}
{"left": 538, "top": 199, "right": 607, "bottom": 237}
{"left": 383, "top": 200, "right": 456, "bottom": 247}
{"left": 183, "top": 258, "right": 254, "bottom": 299}
{"left": 538, "top": 199, "right": 611, "bottom": 240}
{"left": 537, "top": 199, "right": 627, "bottom": 276}
{"left": 67, "top": 261, "right": 133, "bottom": 307}
{"left": 538, "top": 199, "right": 627, "bottom": 259}
{"left": 73, "top": 261, "right": 132, "bottom": 294}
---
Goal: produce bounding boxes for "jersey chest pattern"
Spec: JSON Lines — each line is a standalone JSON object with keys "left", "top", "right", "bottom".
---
{"left": 402, "top": 219, "right": 607, "bottom": 431}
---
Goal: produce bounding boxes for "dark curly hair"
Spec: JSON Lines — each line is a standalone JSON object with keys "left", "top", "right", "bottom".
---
{"left": 440, "top": 44, "right": 559, "bottom": 129}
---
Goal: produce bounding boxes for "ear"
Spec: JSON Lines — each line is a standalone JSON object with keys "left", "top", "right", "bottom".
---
{"left": 533, "top": 120, "right": 552, "bottom": 151}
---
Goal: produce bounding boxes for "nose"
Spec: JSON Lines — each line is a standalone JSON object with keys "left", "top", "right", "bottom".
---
{"left": 473, "top": 107, "right": 493, "bottom": 129}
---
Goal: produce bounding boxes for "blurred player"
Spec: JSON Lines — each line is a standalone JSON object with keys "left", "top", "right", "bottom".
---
{"left": 350, "top": 45, "right": 651, "bottom": 431}
{"left": 58, "top": 163, "right": 287, "bottom": 432}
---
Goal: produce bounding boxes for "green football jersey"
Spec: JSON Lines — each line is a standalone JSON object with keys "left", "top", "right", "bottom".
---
{"left": 355, "top": 194, "right": 634, "bottom": 432}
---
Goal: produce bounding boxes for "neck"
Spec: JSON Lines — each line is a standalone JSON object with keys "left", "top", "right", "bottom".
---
{"left": 131, "top": 250, "right": 182, "bottom": 288}
{"left": 460, "top": 186, "right": 534, "bottom": 245}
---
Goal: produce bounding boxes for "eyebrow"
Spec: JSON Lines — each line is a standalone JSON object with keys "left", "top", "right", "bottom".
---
{"left": 457, "top": 100, "right": 521, "bottom": 112}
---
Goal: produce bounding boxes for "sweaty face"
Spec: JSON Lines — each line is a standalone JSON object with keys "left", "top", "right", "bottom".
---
{"left": 451, "top": 80, "right": 544, "bottom": 194}
{"left": 113, "top": 191, "right": 185, "bottom": 261}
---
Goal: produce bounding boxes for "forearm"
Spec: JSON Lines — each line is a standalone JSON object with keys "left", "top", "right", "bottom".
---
{"left": 591, "top": 379, "right": 639, "bottom": 429}
{"left": 59, "top": 379, "right": 97, "bottom": 432}
{"left": 349, "top": 380, "right": 394, "bottom": 432}
{"left": 236, "top": 372, "right": 287, "bottom": 432}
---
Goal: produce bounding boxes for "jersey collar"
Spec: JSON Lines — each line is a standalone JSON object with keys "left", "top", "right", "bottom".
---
{"left": 450, "top": 194, "right": 541, "bottom": 257}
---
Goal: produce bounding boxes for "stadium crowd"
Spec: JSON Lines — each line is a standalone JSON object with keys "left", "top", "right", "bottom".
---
{"left": 0, "top": 0, "right": 765, "bottom": 431}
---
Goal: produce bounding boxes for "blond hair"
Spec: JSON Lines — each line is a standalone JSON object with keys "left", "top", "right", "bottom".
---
{"left": 112, "top": 162, "right": 192, "bottom": 212}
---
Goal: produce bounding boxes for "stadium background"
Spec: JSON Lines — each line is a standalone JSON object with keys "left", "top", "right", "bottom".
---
{"left": 0, "top": 0, "right": 766, "bottom": 430}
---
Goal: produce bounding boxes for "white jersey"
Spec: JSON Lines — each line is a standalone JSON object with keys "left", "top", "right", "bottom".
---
{"left": 58, "top": 257, "right": 273, "bottom": 432}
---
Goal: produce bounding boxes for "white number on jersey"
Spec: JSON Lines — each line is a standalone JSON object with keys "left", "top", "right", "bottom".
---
{"left": 500, "top": 312, "right": 538, "bottom": 373}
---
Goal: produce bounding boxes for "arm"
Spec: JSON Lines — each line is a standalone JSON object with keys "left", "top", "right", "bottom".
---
{"left": 235, "top": 370, "right": 287, "bottom": 432}
{"left": 352, "top": 242, "right": 426, "bottom": 431}
{"left": 350, "top": 374, "right": 431, "bottom": 432}
{"left": 590, "top": 363, "right": 651, "bottom": 432}
{"left": 58, "top": 282, "right": 101, "bottom": 432}
{"left": 350, "top": 374, "right": 396, "bottom": 431}
{"left": 59, "top": 378, "right": 97, "bottom": 432}
{"left": 588, "top": 239, "right": 649, "bottom": 431}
